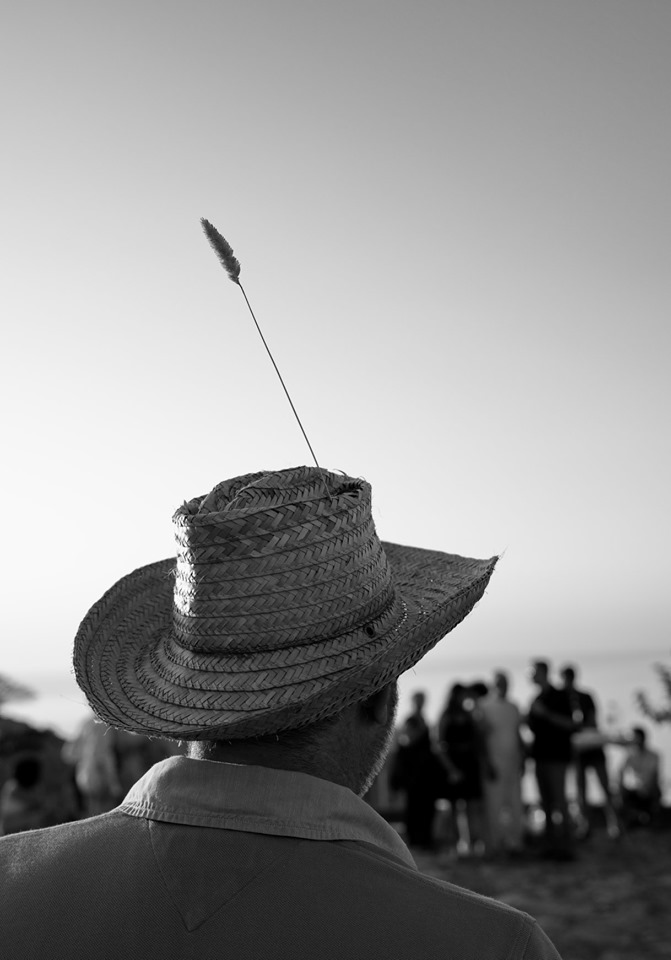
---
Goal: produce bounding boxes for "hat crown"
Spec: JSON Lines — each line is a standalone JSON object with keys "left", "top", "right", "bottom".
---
{"left": 170, "top": 467, "right": 400, "bottom": 653}
{"left": 194, "top": 467, "right": 360, "bottom": 519}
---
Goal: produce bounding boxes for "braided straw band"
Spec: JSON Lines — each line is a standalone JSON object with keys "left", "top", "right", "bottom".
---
{"left": 74, "top": 467, "right": 497, "bottom": 739}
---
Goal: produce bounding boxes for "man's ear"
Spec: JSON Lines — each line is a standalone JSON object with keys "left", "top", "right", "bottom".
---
{"left": 360, "top": 682, "right": 397, "bottom": 725}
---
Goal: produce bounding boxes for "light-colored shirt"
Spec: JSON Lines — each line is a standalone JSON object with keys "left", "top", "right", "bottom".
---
{"left": 0, "top": 755, "right": 561, "bottom": 959}
{"left": 620, "top": 748, "right": 661, "bottom": 795}
{"left": 480, "top": 695, "right": 523, "bottom": 764}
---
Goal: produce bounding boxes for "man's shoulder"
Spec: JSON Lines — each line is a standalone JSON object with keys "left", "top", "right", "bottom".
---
{"left": 338, "top": 840, "right": 508, "bottom": 908}
{"left": 295, "top": 840, "right": 559, "bottom": 957}
{"left": 577, "top": 689, "right": 596, "bottom": 710}
{"left": 0, "top": 822, "right": 562, "bottom": 959}
{"left": 0, "top": 810, "right": 140, "bottom": 883}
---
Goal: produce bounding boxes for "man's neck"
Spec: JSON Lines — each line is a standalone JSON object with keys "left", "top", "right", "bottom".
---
{"left": 190, "top": 742, "right": 346, "bottom": 785}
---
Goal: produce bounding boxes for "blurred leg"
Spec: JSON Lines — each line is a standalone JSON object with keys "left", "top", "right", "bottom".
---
{"left": 574, "top": 758, "right": 590, "bottom": 837}
{"left": 575, "top": 758, "right": 588, "bottom": 816}
{"left": 592, "top": 755, "right": 620, "bottom": 836}
{"left": 483, "top": 775, "right": 505, "bottom": 855}
{"left": 466, "top": 798, "right": 486, "bottom": 855}
{"left": 503, "top": 763, "right": 524, "bottom": 850}
{"left": 536, "top": 761, "right": 573, "bottom": 857}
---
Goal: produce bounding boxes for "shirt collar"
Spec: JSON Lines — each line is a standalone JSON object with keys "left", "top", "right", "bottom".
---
{"left": 119, "top": 756, "right": 415, "bottom": 868}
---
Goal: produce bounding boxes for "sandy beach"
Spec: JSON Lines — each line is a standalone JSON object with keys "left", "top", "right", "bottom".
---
{"left": 412, "top": 828, "right": 670, "bottom": 960}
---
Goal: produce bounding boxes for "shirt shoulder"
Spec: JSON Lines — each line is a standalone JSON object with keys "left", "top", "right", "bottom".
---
{"left": 284, "top": 839, "right": 562, "bottom": 960}
{"left": 0, "top": 810, "right": 146, "bottom": 891}
{"left": 0, "top": 818, "right": 563, "bottom": 960}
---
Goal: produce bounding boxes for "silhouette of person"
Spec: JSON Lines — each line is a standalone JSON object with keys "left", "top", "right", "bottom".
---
{"left": 66, "top": 713, "right": 175, "bottom": 817}
{"left": 395, "top": 691, "right": 439, "bottom": 849}
{"left": 438, "top": 683, "right": 488, "bottom": 854}
{"left": 559, "top": 664, "right": 619, "bottom": 838}
{"left": 527, "top": 660, "right": 576, "bottom": 860}
{"left": 479, "top": 671, "right": 525, "bottom": 856}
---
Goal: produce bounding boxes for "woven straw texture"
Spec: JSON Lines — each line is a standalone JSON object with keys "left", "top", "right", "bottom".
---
{"left": 74, "top": 467, "right": 497, "bottom": 739}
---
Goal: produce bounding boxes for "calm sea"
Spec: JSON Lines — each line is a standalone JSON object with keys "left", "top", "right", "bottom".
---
{"left": 4, "top": 648, "right": 670, "bottom": 799}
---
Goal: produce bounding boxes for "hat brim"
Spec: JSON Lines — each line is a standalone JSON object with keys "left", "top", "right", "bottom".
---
{"left": 74, "top": 544, "right": 497, "bottom": 739}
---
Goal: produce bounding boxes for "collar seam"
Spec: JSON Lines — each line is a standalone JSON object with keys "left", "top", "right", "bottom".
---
{"left": 121, "top": 800, "right": 390, "bottom": 842}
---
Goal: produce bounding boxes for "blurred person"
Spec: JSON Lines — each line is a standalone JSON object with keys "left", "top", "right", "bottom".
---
{"left": 0, "top": 757, "right": 48, "bottom": 835}
{"left": 466, "top": 680, "right": 494, "bottom": 853}
{"left": 527, "top": 660, "right": 576, "bottom": 860}
{"left": 0, "top": 750, "right": 77, "bottom": 835}
{"left": 559, "top": 665, "right": 619, "bottom": 838}
{"left": 66, "top": 713, "right": 123, "bottom": 816}
{"left": 617, "top": 727, "right": 662, "bottom": 828}
{"left": 479, "top": 671, "right": 525, "bottom": 857}
{"left": 393, "top": 691, "right": 441, "bottom": 850}
{"left": 66, "top": 714, "right": 177, "bottom": 817}
{"left": 0, "top": 467, "right": 559, "bottom": 959}
{"left": 438, "top": 682, "right": 490, "bottom": 855}
{"left": 467, "top": 681, "right": 490, "bottom": 707}
{"left": 0, "top": 721, "right": 81, "bottom": 832}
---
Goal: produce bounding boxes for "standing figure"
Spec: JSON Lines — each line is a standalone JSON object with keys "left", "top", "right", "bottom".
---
{"left": 395, "top": 692, "right": 439, "bottom": 850}
{"left": 479, "top": 671, "right": 525, "bottom": 857}
{"left": 66, "top": 713, "right": 123, "bottom": 816}
{"left": 438, "top": 683, "right": 487, "bottom": 854}
{"left": 527, "top": 660, "right": 576, "bottom": 860}
{"left": 559, "top": 665, "right": 619, "bottom": 838}
{"left": 66, "top": 713, "right": 177, "bottom": 817}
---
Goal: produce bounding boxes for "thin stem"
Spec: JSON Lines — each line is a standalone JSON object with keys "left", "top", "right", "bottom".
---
{"left": 237, "top": 283, "right": 333, "bottom": 502}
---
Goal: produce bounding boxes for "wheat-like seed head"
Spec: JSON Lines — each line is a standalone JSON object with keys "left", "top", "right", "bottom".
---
{"left": 200, "top": 218, "right": 241, "bottom": 283}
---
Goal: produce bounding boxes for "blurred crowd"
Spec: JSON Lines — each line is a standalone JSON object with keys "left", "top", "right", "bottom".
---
{"left": 0, "top": 661, "right": 664, "bottom": 857}
{"left": 383, "top": 660, "right": 664, "bottom": 861}
{"left": 0, "top": 711, "right": 181, "bottom": 836}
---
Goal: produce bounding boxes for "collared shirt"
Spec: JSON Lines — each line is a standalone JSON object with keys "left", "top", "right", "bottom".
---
{"left": 0, "top": 755, "right": 561, "bottom": 959}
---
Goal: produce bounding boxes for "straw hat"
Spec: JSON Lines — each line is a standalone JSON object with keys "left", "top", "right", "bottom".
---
{"left": 74, "top": 466, "right": 497, "bottom": 740}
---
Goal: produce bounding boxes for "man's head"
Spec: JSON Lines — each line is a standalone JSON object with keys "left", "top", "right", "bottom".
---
{"left": 445, "top": 682, "right": 466, "bottom": 711}
{"left": 470, "top": 681, "right": 489, "bottom": 701}
{"left": 560, "top": 665, "right": 576, "bottom": 688}
{"left": 188, "top": 681, "right": 399, "bottom": 796}
{"left": 632, "top": 726, "right": 647, "bottom": 749}
{"left": 411, "top": 691, "right": 426, "bottom": 713}
{"left": 530, "top": 660, "right": 550, "bottom": 687}
{"left": 493, "top": 670, "right": 509, "bottom": 698}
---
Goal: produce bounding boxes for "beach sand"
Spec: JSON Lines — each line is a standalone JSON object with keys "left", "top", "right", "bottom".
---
{"left": 412, "top": 828, "right": 670, "bottom": 960}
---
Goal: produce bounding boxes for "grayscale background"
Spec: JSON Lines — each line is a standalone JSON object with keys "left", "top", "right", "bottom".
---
{"left": 2, "top": 2, "right": 669, "bottom": 775}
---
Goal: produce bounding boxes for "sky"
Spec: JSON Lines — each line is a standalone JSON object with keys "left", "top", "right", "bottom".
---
{"left": 2, "top": 1, "right": 670, "bottom": 728}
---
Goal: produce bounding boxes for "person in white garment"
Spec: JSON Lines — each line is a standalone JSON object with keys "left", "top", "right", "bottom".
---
{"left": 479, "top": 671, "right": 526, "bottom": 857}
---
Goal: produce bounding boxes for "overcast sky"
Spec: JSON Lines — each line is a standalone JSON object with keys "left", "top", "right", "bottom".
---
{"left": 2, "top": 2, "right": 669, "bottom": 701}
